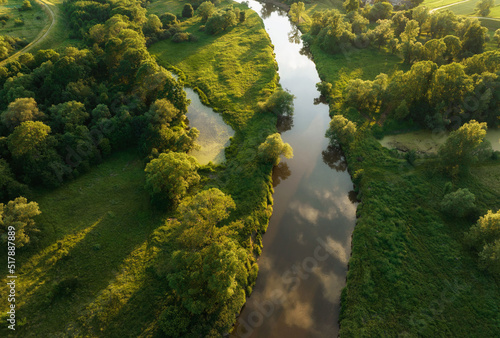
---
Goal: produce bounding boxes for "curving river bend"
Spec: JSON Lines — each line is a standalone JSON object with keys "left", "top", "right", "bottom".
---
{"left": 231, "top": 1, "right": 357, "bottom": 337}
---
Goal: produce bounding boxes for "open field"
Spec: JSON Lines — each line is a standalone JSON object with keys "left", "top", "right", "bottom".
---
{"left": 0, "top": 0, "right": 48, "bottom": 42}
{"left": 0, "top": 150, "right": 168, "bottom": 336}
{"left": 149, "top": 0, "right": 278, "bottom": 129}
{"left": 425, "top": 0, "right": 500, "bottom": 19}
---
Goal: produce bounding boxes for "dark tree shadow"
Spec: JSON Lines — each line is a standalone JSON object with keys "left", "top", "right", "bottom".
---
{"left": 348, "top": 190, "right": 359, "bottom": 204}
{"left": 277, "top": 115, "right": 294, "bottom": 133}
{"left": 272, "top": 162, "right": 291, "bottom": 188}
{"left": 322, "top": 144, "right": 347, "bottom": 172}
{"left": 288, "top": 26, "right": 301, "bottom": 44}
{"left": 299, "top": 45, "right": 313, "bottom": 60}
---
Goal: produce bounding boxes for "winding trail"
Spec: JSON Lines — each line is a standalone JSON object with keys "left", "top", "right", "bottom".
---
{"left": 429, "top": 0, "right": 469, "bottom": 12}
{"left": 0, "top": 0, "right": 56, "bottom": 66}
{"left": 429, "top": 0, "right": 500, "bottom": 21}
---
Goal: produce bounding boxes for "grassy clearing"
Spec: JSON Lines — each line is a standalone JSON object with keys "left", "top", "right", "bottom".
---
{"left": 0, "top": 150, "right": 168, "bottom": 336}
{"left": 29, "top": 0, "right": 74, "bottom": 52}
{"left": 422, "top": 0, "right": 469, "bottom": 10}
{"left": 149, "top": 0, "right": 278, "bottom": 130}
{"left": 0, "top": 0, "right": 48, "bottom": 42}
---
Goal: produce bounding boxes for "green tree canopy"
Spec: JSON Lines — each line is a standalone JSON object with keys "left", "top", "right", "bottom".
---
{"left": 438, "top": 120, "right": 490, "bottom": 173}
{"left": 258, "top": 133, "right": 293, "bottom": 165}
{"left": 157, "top": 189, "right": 248, "bottom": 336}
{"left": 257, "top": 88, "right": 295, "bottom": 117}
{"left": 475, "top": 0, "right": 494, "bottom": 17}
{"left": 1, "top": 97, "right": 44, "bottom": 131}
{"left": 290, "top": 2, "right": 306, "bottom": 23}
{"left": 197, "top": 1, "right": 216, "bottom": 22}
{"left": 182, "top": 3, "right": 194, "bottom": 18}
{"left": 0, "top": 197, "right": 41, "bottom": 248}
{"left": 326, "top": 115, "right": 357, "bottom": 145}
{"left": 466, "top": 209, "right": 500, "bottom": 274}
{"left": 144, "top": 152, "right": 200, "bottom": 207}
{"left": 8, "top": 121, "right": 52, "bottom": 158}
{"left": 440, "top": 188, "right": 476, "bottom": 217}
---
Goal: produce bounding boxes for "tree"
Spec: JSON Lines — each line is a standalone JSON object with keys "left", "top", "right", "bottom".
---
{"left": 326, "top": 115, "right": 357, "bottom": 145}
{"left": 460, "top": 18, "right": 487, "bottom": 55}
{"left": 438, "top": 120, "right": 490, "bottom": 172}
{"left": 391, "top": 11, "right": 409, "bottom": 37}
{"left": 49, "top": 101, "right": 88, "bottom": 132}
{"left": 475, "top": 0, "right": 494, "bottom": 17}
{"left": 182, "top": 3, "right": 194, "bottom": 18}
{"left": 197, "top": 1, "right": 216, "bottom": 22}
{"left": 257, "top": 88, "right": 295, "bottom": 116}
{"left": 399, "top": 19, "right": 420, "bottom": 63}
{"left": 494, "top": 29, "right": 500, "bottom": 47}
{"left": 368, "top": 19, "right": 394, "bottom": 50}
{"left": 424, "top": 39, "right": 446, "bottom": 64}
{"left": 1, "top": 97, "right": 44, "bottom": 131}
{"left": 143, "top": 14, "right": 163, "bottom": 35}
{"left": 290, "top": 2, "right": 305, "bottom": 23}
{"left": 344, "top": 0, "right": 359, "bottom": 13}
{"left": 349, "top": 11, "right": 369, "bottom": 35}
{"left": 368, "top": 2, "right": 393, "bottom": 22}
{"left": 160, "top": 12, "right": 178, "bottom": 27}
{"left": 440, "top": 188, "right": 476, "bottom": 217}
{"left": 20, "top": 0, "right": 32, "bottom": 11}
{"left": 466, "top": 209, "right": 500, "bottom": 274}
{"left": 0, "top": 197, "right": 41, "bottom": 248}
{"left": 145, "top": 98, "right": 180, "bottom": 126}
{"left": 144, "top": 152, "right": 200, "bottom": 207}
{"left": 411, "top": 6, "right": 429, "bottom": 31}
{"left": 8, "top": 121, "right": 51, "bottom": 158}
{"left": 159, "top": 189, "right": 248, "bottom": 336}
{"left": 429, "top": 10, "right": 456, "bottom": 39}
{"left": 258, "top": 133, "right": 293, "bottom": 165}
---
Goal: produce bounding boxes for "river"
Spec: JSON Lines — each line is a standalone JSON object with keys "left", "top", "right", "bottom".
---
{"left": 231, "top": 2, "right": 357, "bottom": 337}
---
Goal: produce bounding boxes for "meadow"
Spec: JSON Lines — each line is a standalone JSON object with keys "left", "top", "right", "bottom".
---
{"left": 0, "top": 0, "right": 48, "bottom": 42}
{"left": 0, "top": 150, "right": 169, "bottom": 336}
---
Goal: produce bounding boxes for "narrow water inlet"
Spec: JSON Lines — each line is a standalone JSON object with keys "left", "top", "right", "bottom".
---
{"left": 171, "top": 73, "right": 235, "bottom": 165}
{"left": 231, "top": 1, "right": 357, "bottom": 337}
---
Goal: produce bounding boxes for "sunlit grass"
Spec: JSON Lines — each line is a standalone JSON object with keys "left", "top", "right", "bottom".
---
{"left": 0, "top": 150, "right": 166, "bottom": 336}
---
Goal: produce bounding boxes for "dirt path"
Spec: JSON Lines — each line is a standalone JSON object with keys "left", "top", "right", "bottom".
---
{"left": 429, "top": 0, "right": 470, "bottom": 13}
{"left": 0, "top": 0, "right": 56, "bottom": 66}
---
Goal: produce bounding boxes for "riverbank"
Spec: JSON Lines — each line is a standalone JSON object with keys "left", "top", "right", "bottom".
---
{"left": 295, "top": 4, "right": 500, "bottom": 336}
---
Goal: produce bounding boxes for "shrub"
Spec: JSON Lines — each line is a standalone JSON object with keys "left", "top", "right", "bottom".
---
{"left": 182, "top": 3, "right": 194, "bottom": 18}
{"left": 440, "top": 188, "right": 476, "bottom": 217}
{"left": 14, "top": 19, "right": 24, "bottom": 26}
{"left": 172, "top": 32, "right": 190, "bottom": 43}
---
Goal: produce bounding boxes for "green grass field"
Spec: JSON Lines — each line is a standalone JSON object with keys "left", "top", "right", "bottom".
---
{"left": 422, "top": 0, "right": 500, "bottom": 19}
{"left": 149, "top": 0, "right": 278, "bottom": 129}
{"left": 0, "top": 150, "right": 169, "bottom": 336}
{"left": 31, "top": 0, "right": 74, "bottom": 51}
{"left": 0, "top": 0, "right": 48, "bottom": 42}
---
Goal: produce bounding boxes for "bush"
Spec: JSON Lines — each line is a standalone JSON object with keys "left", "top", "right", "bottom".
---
{"left": 172, "top": 32, "right": 190, "bottom": 43}
{"left": 440, "top": 188, "right": 476, "bottom": 217}
{"left": 182, "top": 3, "right": 194, "bottom": 18}
{"left": 257, "top": 88, "right": 295, "bottom": 116}
{"left": 14, "top": 19, "right": 24, "bottom": 26}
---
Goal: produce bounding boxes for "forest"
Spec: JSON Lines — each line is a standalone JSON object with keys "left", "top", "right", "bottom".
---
{"left": 0, "top": 0, "right": 499, "bottom": 336}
